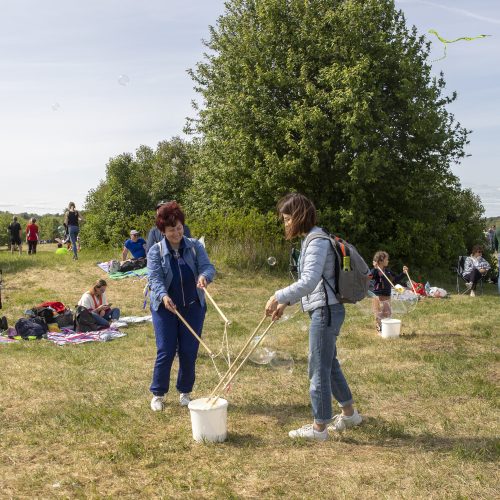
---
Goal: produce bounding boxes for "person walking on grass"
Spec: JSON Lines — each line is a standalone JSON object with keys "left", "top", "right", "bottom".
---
{"left": 147, "top": 201, "right": 215, "bottom": 412}
{"left": 8, "top": 216, "right": 22, "bottom": 255}
{"left": 370, "top": 251, "right": 408, "bottom": 334}
{"left": 64, "top": 201, "right": 83, "bottom": 260}
{"left": 26, "top": 218, "right": 39, "bottom": 255}
{"left": 265, "top": 193, "right": 361, "bottom": 441}
{"left": 78, "top": 279, "right": 121, "bottom": 328}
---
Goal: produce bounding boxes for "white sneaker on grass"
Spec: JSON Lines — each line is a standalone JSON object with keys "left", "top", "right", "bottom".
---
{"left": 179, "top": 393, "right": 191, "bottom": 407}
{"left": 328, "top": 410, "right": 362, "bottom": 432}
{"left": 150, "top": 395, "right": 165, "bottom": 412}
{"left": 470, "top": 290, "right": 476, "bottom": 297}
{"left": 288, "top": 423, "right": 328, "bottom": 441}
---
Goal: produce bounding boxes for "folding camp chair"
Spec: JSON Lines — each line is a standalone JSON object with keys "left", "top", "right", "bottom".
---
{"left": 454, "top": 256, "right": 485, "bottom": 295}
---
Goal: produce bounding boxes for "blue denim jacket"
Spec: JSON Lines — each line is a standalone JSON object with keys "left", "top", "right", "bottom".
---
{"left": 147, "top": 237, "right": 216, "bottom": 311}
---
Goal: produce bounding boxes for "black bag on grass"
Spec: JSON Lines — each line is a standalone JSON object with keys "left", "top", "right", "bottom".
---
{"left": 119, "top": 257, "right": 146, "bottom": 272}
{"left": 55, "top": 310, "right": 74, "bottom": 327}
{"left": 74, "top": 306, "right": 101, "bottom": 332}
{"left": 15, "top": 317, "right": 47, "bottom": 339}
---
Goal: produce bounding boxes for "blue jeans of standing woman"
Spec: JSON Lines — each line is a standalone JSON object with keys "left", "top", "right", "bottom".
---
{"left": 308, "top": 303, "right": 353, "bottom": 424}
{"left": 68, "top": 224, "right": 79, "bottom": 259}
{"left": 91, "top": 307, "right": 120, "bottom": 328}
{"left": 150, "top": 301, "right": 206, "bottom": 396}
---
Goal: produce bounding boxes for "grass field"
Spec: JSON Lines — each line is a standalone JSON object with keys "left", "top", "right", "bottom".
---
{"left": 0, "top": 244, "right": 499, "bottom": 498}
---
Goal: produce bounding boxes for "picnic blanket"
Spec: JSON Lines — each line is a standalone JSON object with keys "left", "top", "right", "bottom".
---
{"left": 47, "top": 328, "right": 126, "bottom": 346}
{"left": 0, "top": 336, "right": 17, "bottom": 344}
{"left": 97, "top": 262, "right": 148, "bottom": 280}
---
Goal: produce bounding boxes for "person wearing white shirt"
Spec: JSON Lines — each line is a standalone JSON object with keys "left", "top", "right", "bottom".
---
{"left": 78, "top": 279, "right": 120, "bottom": 327}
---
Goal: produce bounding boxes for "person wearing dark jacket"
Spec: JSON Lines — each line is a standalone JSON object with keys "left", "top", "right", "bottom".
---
{"left": 370, "top": 251, "right": 408, "bottom": 333}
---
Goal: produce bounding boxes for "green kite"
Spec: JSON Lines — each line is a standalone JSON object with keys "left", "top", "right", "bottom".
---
{"left": 428, "top": 29, "right": 491, "bottom": 61}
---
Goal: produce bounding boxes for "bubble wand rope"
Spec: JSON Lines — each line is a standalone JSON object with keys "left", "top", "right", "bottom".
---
{"left": 203, "top": 288, "right": 230, "bottom": 324}
{"left": 174, "top": 309, "right": 214, "bottom": 357}
{"left": 208, "top": 315, "right": 267, "bottom": 400}
{"left": 209, "top": 318, "right": 276, "bottom": 407}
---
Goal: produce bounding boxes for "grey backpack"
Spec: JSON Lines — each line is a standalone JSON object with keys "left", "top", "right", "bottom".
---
{"left": 304, "top": 230, "right": 371, "bottom": 304}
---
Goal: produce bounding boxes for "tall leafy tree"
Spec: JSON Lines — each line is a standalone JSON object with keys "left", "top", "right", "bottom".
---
{"left": 81, "top": 138, "right": 197, "bottom": 247}
{"left": 187, "top": 0, "right": 482, "bottom": 268}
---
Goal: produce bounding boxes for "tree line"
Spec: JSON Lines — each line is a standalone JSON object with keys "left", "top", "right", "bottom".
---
{"left": 80, "top": 0, "right": 486, "bottom": 272}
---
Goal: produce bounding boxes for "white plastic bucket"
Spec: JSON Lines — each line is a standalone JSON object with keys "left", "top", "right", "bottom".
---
{"left": 381, "top": 318, "right": 401, "bottom": 339}
{"left": 188, "top": 397, "right": 228, "bottom": 443}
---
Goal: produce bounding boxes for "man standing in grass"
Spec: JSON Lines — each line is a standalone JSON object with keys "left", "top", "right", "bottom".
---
{"left": 8, "top": 216, "right": 22, "bottom": 255}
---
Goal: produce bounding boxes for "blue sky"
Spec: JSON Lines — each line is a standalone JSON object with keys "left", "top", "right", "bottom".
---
{"left": 0, "top": 0, "right": 499, "bottom": 216}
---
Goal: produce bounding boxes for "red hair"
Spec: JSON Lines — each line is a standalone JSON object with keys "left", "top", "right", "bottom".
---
{"left": 156, "top": 201, "right": 185, "bottom": 231}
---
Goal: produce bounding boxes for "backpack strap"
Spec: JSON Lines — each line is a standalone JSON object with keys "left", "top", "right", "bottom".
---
{"left": 302, "top": 229, "right": 342, "bottom": 326}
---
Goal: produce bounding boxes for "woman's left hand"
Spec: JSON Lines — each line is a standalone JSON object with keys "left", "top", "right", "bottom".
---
{"left": 197, "top": 275, "right": 208, "bottom": 288}
{"left": 403, "top": 266, "right": 409, "bottom": 273}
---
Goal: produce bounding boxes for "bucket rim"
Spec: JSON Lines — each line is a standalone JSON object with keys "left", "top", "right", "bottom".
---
{"left": 188, "top": 397, "right": 229, "bottom": 411}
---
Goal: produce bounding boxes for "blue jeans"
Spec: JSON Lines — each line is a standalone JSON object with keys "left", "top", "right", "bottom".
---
{"left": 91, "top": 307, "right": 120, "bottom": 328}
{"left": 308, "top": 303, "right": 353, "bottom": 424}
{"left": 68, "top": 225, "right": 79, "bottom": 258}
{"left": 150, "top": 302, "right": 206, "bottom": 396}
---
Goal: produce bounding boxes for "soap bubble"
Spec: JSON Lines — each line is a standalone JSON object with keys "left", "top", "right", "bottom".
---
{"left": 51, "top": 102, "right": 61, "bottom": 111}
{"left": 118, "top": 74, "right": 130, "bottom": 86}
{"left": 269, "top": 351, "right": 294, "bottom": 374}
{"left": 57, "top": 225, "right": 66, "bottom": 236}
{"left": 267, "top": 256, "right": 277, "bottom": 266}
{"left": 249, "top": 346, "right": 276, "bottom": 365}
{"left": 277, "top": 314, "right": 290, "bottom": 323}
{"left": 248, "top": 336, "right": 276, "bottom": 364}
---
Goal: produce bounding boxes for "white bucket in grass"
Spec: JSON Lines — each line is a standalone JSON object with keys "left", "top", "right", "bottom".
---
{"left": 188, "top": 397, "right": 228, "bottom": 443}
{"left": 381, "top": 318, "right": 401, "bottom": 339}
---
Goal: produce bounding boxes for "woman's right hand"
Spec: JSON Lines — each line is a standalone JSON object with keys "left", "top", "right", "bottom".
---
{"left": 163, "top": 296, "right": 177, "bottom": 313}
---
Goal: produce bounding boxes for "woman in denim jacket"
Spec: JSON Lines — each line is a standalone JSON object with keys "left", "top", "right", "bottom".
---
{"left": 266, "top": 193, "right": 361, "bottom": 441}
{"left": 147, "top": 202, "right": 215, "bottom": 411}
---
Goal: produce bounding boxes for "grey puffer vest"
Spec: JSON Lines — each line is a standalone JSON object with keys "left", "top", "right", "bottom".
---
{"left": 275, "top": 226, "right": 337, "bottom": 312}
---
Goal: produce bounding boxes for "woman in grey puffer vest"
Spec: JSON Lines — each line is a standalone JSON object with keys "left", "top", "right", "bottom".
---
{"left": 266, "top": 193, "right": 362, "bottom": 441}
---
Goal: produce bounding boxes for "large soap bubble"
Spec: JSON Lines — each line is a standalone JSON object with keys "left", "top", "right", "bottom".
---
{"left": 267, "top": 256, "right": 277, "bottom": 266}
{"left": 269, "top": 351, "right": 294, "bottom": 374}
{"left": 118, "top": 74, "right": 130, "bottom": 86}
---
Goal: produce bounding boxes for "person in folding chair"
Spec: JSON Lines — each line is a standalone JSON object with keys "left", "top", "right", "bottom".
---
{"left": 462, "top": 245, "right": 491, "bottom": 297}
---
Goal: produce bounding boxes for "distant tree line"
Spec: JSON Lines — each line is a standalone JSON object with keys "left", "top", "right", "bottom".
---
{"left": 81, "top": 0, "right": 487, "bottom": 272}
{"left": 0, "top": 212, "right": 64, "bottom": 246}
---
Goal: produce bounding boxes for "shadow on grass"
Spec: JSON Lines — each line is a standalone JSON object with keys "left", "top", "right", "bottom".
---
{"left": 342, "top": 416, "right": 499, "bottom": 462}
{"left": 232, "top": 402, "right": 314, "bottom": 426}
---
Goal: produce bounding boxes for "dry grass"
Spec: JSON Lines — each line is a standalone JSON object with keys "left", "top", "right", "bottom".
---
{"left": 0, "top": 244, "right": 499, "bottom": 498}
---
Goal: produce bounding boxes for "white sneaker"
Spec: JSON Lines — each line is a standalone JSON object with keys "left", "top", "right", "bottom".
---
{"left": 470, "top": 290, "right": 476, "bottom": 297}
{"left": 150, "top": 395, "right": 165, "bottom": 412}
{"left": 179, "top": 393, "right": 191, "bottom": 406}
{"left": 328, "top": 410, "right": 362, "bottom": 432}
{"left": 288, "top": 423, "right": 328, "bottom": 441}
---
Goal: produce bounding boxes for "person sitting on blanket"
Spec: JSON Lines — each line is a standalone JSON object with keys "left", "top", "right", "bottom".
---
{"left": 78, "top": 279, "right": 121, "bottom": 328}
{"left": 462, "top": 244, "right": 491, "bottom": 297}
{"left": 122, "top": 230, "right": 146, "bottom": 261}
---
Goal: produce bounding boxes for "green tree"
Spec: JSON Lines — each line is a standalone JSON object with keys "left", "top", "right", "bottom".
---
{"left": 187, "top": 0, "right": 482, "bottom": 269}
{"left": 81, "top": 138, "right": 197, "bottom": 247}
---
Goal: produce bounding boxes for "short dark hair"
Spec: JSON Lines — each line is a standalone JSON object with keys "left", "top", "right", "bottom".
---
{"left": 276, "top": 193, "right": 317, "bottom": 240}
{"left": 471, "top": 244, "right": 483, "bottom": 254}
{"left": 156, "top": 201, "right": 185, "bottom": 232}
